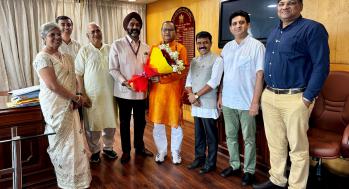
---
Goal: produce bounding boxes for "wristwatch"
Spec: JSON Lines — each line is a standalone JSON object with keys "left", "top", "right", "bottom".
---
{"left": 194, "top": 93, "right": 199, "bottom": 99}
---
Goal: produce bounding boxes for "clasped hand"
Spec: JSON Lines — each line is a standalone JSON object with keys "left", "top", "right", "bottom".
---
{"left": 188, "top": 93, "right": 201, "bottom": 107}
{"left": 70, "top": 95, "right": 92, "bottom": 110}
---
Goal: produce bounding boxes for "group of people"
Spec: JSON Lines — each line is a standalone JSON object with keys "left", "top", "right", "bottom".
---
{"left": 185, "top": 10, "right": 265, "bottom": 186}
{"left": 33, "top": 0, "right": 329, "bottom": 188}
{"left": 33, "top": 11, "right": 188, "bottom": 188}
{"left": 185, "top": 1, "right": 329, "bottom": 189}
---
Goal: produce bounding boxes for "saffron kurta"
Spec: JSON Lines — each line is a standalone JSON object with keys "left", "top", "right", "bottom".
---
{"left": 33, "top": 52, "right": 91, "bottom": 189}
{"left": 148, "top": 41, "right": 189, "bottom": 127}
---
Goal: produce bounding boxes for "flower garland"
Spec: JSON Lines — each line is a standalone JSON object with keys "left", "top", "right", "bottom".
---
{"left": 159, "top": 43, "right": 185, "bottom": 74}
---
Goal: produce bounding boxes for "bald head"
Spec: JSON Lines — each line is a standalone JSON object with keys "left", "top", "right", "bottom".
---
{"left": 87, "top": 22, "right": 102, "bottom": 48}
{"left": 88, "top": 22, "right": 99, "bottom": 29}
{"left": 161, "top": 21, "right": 176, "bottom": 43}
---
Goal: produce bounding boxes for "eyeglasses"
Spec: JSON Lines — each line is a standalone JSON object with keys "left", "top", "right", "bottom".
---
{"left": 162, "top": 28, "right": 175, "bottom": 33}
{"left": 88, "top": 29, "right": 101, "bottom": 35}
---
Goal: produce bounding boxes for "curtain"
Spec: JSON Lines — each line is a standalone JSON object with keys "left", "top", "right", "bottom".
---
{"left": 0, "top": 0, "right": 56, "bottom": 91}
{"left": 0, "top": 0, "right": 146, "bottom": 91}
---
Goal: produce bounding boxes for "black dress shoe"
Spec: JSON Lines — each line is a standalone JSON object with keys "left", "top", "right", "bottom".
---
{"left": 220, "top": 166, "right": 240, "bottom": 177}
{"left": 241, "top": 172, "right": 255, "bottom": 186}
{"left": 135, "top": 148, "right": 154, "bottom": 157}
{"left": 187, "top": 159, "right": 205, "bottom": 169}
{"left": 120, "top": 153, "right": 131, "bottom": 164}
{"left": 102, "top": 149, "right": 118, "bottom": 159}
{"left": 252, "top": 180, "right": 285, "bottom": 189}
{"left": 90, "top": 151, "right": 101, "bottom": 163}
{"left": 199, "top": 166, "right": 216, "bottom": 174}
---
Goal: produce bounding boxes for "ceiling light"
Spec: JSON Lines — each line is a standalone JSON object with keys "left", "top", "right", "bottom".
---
{"left": 267, "top": 4, "right": 277, "bottom": 8}
{"left": 128, "top": 0, "right": 136, "bottom": 2}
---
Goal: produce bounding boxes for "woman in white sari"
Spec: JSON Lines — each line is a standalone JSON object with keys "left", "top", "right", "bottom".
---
{"left": 33, "top": 22, "right": 91, "bottom": 189}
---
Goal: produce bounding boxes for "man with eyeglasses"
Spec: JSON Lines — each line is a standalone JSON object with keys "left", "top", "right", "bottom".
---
{"left": 253, "top": 0, "right": 329, "bottom": 189}
{"left": 75, "top": 23, "right": 118, "bottom": 163}
{"left": 149, "top": 21, "right": 189, "bottom": 164}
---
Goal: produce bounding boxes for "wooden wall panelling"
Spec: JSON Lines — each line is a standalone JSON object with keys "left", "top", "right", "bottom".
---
{"left": 335, "top": 0, "right": 349, "bottom": 64}
{"left": 303, "top": 0, "right": 349, "bottom": 65}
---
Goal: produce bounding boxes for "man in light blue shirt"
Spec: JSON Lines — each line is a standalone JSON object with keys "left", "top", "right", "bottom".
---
{"left": 218, "top": 10, "right": 265, "bottom": 186}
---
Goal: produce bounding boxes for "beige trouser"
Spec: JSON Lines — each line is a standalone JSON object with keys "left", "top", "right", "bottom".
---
{"left": 261, "top": 89, "right": 314, "bottom": 189}
{"left": 85, "top": 128, "right": 116, "bottom": 154}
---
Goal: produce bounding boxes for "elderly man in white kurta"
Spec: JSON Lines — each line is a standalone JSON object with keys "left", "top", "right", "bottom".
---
{"left": 75, "top": 23, "right": 118, "bottom": 163}
{"left": 56, "top": 16, "right": 81, "bottom": 60}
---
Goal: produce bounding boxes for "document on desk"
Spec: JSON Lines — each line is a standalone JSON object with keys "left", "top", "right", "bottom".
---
{"left": 8, "top": 85, "right": 40, "bottom": 96}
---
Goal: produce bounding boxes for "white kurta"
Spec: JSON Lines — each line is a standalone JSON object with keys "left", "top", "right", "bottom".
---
{"left": 33, "top": 52, "right": 91, "bottom": 189}
{"left": 75, "top": 43, "right": 118, "bottom": 131}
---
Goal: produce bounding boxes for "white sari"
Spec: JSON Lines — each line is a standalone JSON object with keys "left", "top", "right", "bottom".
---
{"left": 33, "top": 52, "right": 91, "bottom": 189}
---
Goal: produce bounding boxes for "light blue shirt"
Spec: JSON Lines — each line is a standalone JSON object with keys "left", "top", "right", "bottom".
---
{"left": 221, "top": 35, "right": 265, "bottom": 110}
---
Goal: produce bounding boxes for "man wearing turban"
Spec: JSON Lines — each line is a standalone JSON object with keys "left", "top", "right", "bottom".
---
{"left": 109, "top": 12, "right": 153, "bottom": 164}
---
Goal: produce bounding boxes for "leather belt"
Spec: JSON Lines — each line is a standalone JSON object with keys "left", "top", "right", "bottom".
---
{"left": 266, "top": 86, "right": 305, "bottom": 94}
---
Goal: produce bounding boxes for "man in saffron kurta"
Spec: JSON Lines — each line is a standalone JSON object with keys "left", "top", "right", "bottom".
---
{"left": 149, "top": 21, "right": 189, "bottom": 164}
{"left": 149, "top": 41, "right": 188, "bottom": 125}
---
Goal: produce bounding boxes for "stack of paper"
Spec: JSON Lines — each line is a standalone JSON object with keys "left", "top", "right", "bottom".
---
{"left": 9, "top": 85, "right": 40, "bottom": 96}
{"left": 7, "top": 85, "right": 40, "bottom": 108}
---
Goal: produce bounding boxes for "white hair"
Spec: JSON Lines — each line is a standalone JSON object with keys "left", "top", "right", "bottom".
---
{"left": 40, "top": 22, "right": 59, "bottom": 39}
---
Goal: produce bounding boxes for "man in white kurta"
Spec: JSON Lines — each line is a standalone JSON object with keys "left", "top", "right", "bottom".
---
{"left": 75, "top": 23, "right": 118, "bottom": 163}
{"left": 56, "top": 16, "right": 81, "bottom": 60}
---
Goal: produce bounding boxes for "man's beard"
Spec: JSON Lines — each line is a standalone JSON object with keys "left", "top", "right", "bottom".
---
{"left": 127, "top": 28, "right": 140, "bottom": 37}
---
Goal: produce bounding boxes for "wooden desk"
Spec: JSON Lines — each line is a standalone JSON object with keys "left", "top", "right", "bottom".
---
{"left": 0, "top": 92, "right": 56, "bottom": 188}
